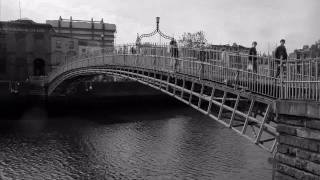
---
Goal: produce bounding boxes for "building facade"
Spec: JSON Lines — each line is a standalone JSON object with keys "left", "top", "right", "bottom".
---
{"left": 207, "top": 43, "right": 250, "bottom": 54}
{"left": 0, "top": 19, "right": 53, "bottom": 81}
{"left": 51, "top": 35, "right": 79, "bottom": 71}
{"left": 290, "top": 40, "right": 320, "bottom": 59}
{"left": 0, "top": 17, "right": 116, "bottom": 81}
{"left": 46, "top": 17, "right": 116, "bottom": 56}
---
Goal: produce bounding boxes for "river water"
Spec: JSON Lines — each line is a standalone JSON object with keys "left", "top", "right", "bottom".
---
{"left": 0, "top": 96, "right": 272, "bottom": 180}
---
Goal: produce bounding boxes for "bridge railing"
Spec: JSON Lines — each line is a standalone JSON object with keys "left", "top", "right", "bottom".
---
{"left": 49, "top": 43, "right": 320, "bottom": 101}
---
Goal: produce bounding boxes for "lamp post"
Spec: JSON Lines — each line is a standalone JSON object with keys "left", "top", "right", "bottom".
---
{"left": 101, "top": 34, "right": 105, "bottom": 61}
{"left": 156, "top": 17, "right": 160, "bottom": 31}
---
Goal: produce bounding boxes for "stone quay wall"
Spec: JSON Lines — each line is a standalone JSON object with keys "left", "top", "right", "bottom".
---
{"left": 274, "top": 101, "right": 320, "bottom": 180}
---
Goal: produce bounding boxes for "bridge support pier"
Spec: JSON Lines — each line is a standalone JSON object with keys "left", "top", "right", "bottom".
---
{"left": 274, "top": 101, "right": 320, "bottom": 180}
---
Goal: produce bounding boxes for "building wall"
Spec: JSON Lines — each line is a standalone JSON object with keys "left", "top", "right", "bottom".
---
{"left": 51, "top": 36, "right": 79, "bottom": 71}
{"left": 291, "top": 41, "right": 320, "bottom": 59}
{"left": 274, "top": 101, "right": 320, "bottom": 180}
{"left": 0, "top": 31, "right": 7, "bottom": 77}
{"left": 46, "top": 17, "right": 116, "bottom": 49}
{"left": 208, "top": 44, "right": 250, "bottom": 54}
{"left": 0, "top": 20, "right": 52, "bottom": 81}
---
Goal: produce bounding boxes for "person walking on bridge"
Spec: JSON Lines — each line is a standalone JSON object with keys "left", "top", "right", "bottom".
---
{"left": 221, "top": 49, "right": 230, "bottom": 85}
{"left": 248, "top": 41, "right": 258, "bottom": 73}
{"left": 199, "top": 43, "right": 206, "bottom": 80}
{"left": 170, "top": 38, "right": 179, "bottom": 72}
{"left": 170, "top": 38, "right": 179, "bottom": 58}
{"left": 274, "top": 39, "right": 288, "bottom": 77}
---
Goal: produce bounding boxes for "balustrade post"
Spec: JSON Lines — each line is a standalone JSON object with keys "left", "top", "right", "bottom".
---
{"left": 102, "top": 49, "right": 105, "bottom": 65}
{"left": 280, "top": 58, "right": 284, "bottom": 99}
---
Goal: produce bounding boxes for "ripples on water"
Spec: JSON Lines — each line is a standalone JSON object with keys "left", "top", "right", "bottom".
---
{"left": 0, "top": 96, "right": 272, "bottom": 179}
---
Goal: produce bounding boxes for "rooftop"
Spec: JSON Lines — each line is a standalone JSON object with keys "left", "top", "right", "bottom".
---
{"left": 0, "top": 19, "right": 53, "bottom": 30}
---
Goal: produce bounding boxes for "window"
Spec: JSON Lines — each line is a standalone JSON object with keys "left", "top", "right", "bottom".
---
{"left": 56, "top": 40, "right": 62, "bottom": 49}
{"left": 33, "top": 58, "right": 45, "bottom": 76}
{"left": 79, "top": 41, "right": 88, "bottom": 46}
{"left": 34, "top": 33, "right": 44, "bottom": 40}
{"left": 15, "top": 32, "right": 26, "bottom": 40}
{"left": 69, "top": 41, "right": 74, "bottom": 49}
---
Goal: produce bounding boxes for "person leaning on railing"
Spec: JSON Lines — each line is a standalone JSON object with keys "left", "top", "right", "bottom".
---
{"left": 274, "top": 39, "right": 288, "bottom": 78}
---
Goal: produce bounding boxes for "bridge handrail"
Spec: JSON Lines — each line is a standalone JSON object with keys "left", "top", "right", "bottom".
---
{"left": 48, "top": 44, "right": 320, "bottom": 101}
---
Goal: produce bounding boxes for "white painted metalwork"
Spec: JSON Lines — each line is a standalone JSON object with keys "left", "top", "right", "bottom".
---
{"left": 49, "top": 44, "right": 320, "bottom": 102}
{"left": 46, "top": 45, "right": 288, "bottom": 153}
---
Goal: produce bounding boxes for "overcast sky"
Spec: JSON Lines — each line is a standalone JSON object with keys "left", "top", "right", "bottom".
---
{"left": 1, "top": 0, "right": 319, "bottom": 53}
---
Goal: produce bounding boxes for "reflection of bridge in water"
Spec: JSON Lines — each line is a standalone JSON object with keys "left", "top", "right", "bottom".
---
{"left": 45, "top": 44, "right": 320, "bottom": 157}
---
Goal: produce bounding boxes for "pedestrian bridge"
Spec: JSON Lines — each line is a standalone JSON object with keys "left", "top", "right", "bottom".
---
{"left": 46, "top": 44, "right": 320, "bottom": 154}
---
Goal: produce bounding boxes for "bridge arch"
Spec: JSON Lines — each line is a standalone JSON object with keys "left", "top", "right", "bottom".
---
{"left": 48, "top": 61, "right": 277, "bottom": 154}
{"left": 48, "top": 68, "right": 133, "bottom": 95}
{"left": 43, "top": 41, "right": 320, "bottom": 178}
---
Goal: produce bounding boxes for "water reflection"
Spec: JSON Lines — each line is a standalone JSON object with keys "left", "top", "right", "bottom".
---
{"left": 0, "top": 98, "right": 272, "bottom": 179}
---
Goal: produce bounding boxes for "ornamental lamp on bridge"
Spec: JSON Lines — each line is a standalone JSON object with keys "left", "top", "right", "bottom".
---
{"left": 156, "top": 17, "right": 160, "bottom": 31}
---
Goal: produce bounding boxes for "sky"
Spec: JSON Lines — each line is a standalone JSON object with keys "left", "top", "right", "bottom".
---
{"left": 1, "top": 0, "right": 320, "bottom": 53}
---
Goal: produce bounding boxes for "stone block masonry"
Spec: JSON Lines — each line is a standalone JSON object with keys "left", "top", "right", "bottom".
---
{"left": 274, "top": 101, "right": 320, "bottom": 180}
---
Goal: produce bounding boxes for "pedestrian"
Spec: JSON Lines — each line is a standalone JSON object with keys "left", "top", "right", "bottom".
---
{"left": 170, "top": 38, "right": 175, "bottom": 57}
{"left": 274, "top": 39, "right": 288, "bottom": 77}
{"left": 199, "top": 43, "right": 206, "bottom": 80}
{"left": 170, "top": 38, "right": 179, "bottom": 72}
{"left": 221, "top": 49, "right": 229, "bottom": 84}
{"left": 221, "top": 49, "right": 227, "bottom": 65}
{"left": 249, "top": 41, "right": 258, "bottom": 73}
{"left": 130, "top": 46, "right": 136, "bottom": 54}
{"left": 170, "top": 38, "right": 178, "bottom": 58}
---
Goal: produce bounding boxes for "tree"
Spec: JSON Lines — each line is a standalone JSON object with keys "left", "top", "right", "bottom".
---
{"left": 178, "top": 31, "right": 207, "bottom": 48}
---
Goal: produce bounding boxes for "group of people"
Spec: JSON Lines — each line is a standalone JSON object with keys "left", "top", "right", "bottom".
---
{"left": 168, "top": 38, "right": 288, "bottom": 78}
{"left": 249, "top": 39, "right": 288, "bottom": 77}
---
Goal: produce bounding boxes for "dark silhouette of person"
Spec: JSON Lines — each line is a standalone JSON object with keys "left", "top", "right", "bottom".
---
{"left": 170, "top": 38, "right": 179, "bottom": 58}
{"left": 130, "top": 47, "right": 136, "bottom": 54}
{"left": 275, "top": 39, "right": 288, "bottom": 77}
{"left": 249, "top": 41, "right": 258, "bottom": 73}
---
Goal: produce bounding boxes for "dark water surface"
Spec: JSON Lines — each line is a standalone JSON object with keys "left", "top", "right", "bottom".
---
{"left": 0, "top": 96, "right": 272, "bottom": 180}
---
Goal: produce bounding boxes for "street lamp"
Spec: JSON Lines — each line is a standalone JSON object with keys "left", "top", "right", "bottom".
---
{"left": 101, "top": 34, "right": 105, "bottom": 61}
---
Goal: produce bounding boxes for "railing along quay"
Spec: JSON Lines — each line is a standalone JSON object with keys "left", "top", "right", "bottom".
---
{"left": 49, "top": 44, "right": 320, "bottom": 102}
{"left": 0, "top": 80, "right": 20, "bottom": 94}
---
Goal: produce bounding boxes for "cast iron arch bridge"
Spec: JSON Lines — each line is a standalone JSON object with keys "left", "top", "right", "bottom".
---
{"left": 46, "top": 44, "right": 320, "bottom": 154}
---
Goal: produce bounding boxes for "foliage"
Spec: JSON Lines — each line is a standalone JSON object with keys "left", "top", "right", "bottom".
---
{"left": 178, "top": 31, "right": 207, "bottom": 48}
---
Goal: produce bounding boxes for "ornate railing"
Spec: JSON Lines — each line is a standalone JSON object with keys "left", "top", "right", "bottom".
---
{"left": 49, "top": 44, "right": 320, "bottom": 101}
